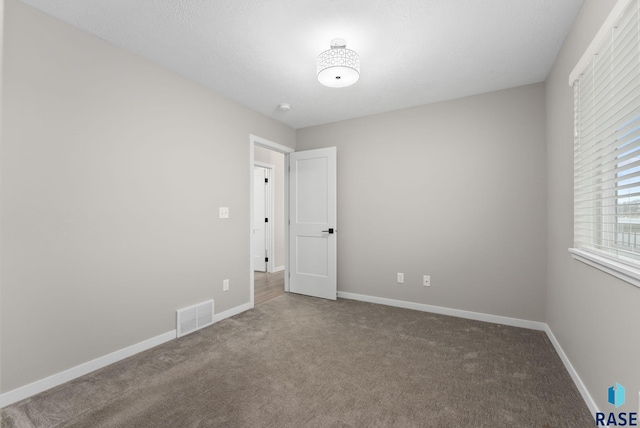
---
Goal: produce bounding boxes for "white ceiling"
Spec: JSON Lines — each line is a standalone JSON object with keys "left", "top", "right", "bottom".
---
{"left": 19, "top": 0, "right": 584, "bottom": 129}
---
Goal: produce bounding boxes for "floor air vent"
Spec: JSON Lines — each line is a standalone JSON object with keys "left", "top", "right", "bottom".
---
{"left": 176, "top": 299, "right": 214, "bottom": 338}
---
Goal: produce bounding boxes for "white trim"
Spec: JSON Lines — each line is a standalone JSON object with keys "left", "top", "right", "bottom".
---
{"left": 284, "top": 154, "right": 290, "bottom": 293}
{"left": 0, "top": 0, "right": 4, "bottom": 412}
{"left": 212, "top": 302, "right": 251, "bottom": 324}
{"left": 0, "top": 299, "right": 253, "bottom": 409}
{"left": 543, "top": 325, "right": 600, "bottom": 415}
{"left": 337, "top": 292, "right": 547, "bottom": 331}
{"left": 250, "top": 134, "right": 295, "bottom": 155}
{"left": 273, "top": 265, "right": 285, "bottom": 273}
{"left": 569, "top": 0, "right": 632, "bottom": 85}
{"left": 254, "top": 161, "right": 274, "bottom": 168}
{"left": 249, "top": 140, "right": 255, "bottom": 307}
{"left": 0, "top": 293, "right": 597, "bottom": 418}
{"left": 0, "top": 330, "right": 176, "bottom": 409}
{"left": 569, "top": 248, "right": 640, "bottom": 289}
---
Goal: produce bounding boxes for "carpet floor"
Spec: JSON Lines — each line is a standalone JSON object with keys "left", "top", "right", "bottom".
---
{"left": 1, "top": 294, "right": 593, "bottom": 427}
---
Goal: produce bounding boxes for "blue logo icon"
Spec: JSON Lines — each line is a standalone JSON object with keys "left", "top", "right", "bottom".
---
{"left": 608, "top": 383, "right": 626, "bottom": 408}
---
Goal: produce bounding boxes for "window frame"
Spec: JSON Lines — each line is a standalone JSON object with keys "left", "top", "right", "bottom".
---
{"left": 569, "top": 0, "right": 640, "bottom": 288}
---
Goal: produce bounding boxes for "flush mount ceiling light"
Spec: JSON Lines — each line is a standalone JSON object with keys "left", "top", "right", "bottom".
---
{"left": 317, "top": 39, "right": 360, "bottom": 88}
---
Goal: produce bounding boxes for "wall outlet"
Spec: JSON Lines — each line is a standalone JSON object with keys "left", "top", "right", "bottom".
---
{"left": 423, "top": 275, "right": 431, "bottom": 287}
{"left": 397, "top": 272, "right": 404, "bottom": 283}
{"left": 219, "top": 207, "right": 229, "bottom": 218}
{"left": 223, "top": 279, "right": 229, "bottom": 291}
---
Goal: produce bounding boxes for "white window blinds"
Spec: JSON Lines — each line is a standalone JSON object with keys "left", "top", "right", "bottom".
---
{"left": 573, "top": 0, "right": 640, "bottom": 266}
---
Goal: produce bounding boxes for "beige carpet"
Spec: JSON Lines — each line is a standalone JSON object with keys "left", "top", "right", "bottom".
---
{"left": 1, "top": 294, "right": 592, "bottom": 427}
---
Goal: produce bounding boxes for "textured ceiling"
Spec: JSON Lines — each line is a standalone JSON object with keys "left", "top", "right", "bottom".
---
{"left": 19, "top": 0, "right": 584, "bottom": 129}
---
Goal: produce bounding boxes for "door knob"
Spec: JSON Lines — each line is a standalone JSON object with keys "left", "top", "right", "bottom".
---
{"left": 322, "top": 228, "right": 334, "bottom": 234}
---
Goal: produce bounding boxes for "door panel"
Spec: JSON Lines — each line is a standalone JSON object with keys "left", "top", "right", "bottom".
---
{"left": 296, "top": 236, "right": 328, "bottom": 277}
{"left": 289, "top": 147, "right": 336, "bottom": 300}
{"left": 295, "top": 157, "right": 329, "bottom": 224}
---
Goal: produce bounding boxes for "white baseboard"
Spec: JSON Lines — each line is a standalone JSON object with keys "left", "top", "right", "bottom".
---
{"left": 0, "top": 330, "right": 176, "bottom": 409}
{"left": 272, "top": 265, "right": 285, "bottom": 273}
{"left": 1, "top": 294, "right": 596, "bottom": 419}
{"left": 337, "top": 291, "right": 547, "bottom": 331}
{"left": 543, "top": 325, "right": 599, "bottom": 415}
{"left": 213, "top": 302, "right": 251, "bottom": 323}
{"left": 337, "top": 291, "right": 597, "bottom": 416}
{"left": 0, "top": 301, "right": 254, "bottom": 409}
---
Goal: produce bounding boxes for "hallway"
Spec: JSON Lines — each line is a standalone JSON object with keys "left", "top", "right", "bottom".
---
{"left": 254, "top": 271, "right": 285, "bottom": 305}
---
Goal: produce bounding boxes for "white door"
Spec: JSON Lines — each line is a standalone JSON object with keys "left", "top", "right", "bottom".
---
{"left": 289, "top": 147, "right": 337, "bottom": 300}
{"left": 253, "top": 167, "right": 267, "bottom": 272}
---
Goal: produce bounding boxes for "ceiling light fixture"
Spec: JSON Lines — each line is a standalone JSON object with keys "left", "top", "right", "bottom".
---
{"left": 278, "top": 103, "right": 291, "bottom": 112}
{"left": 317, "top": 39, "right": 360, "bottom": 88}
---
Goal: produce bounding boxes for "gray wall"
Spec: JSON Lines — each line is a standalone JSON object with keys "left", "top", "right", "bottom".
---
{"left": 253, "top": 146, "right": 285, "bottom": 270}
{"left": 1, "top": 0, "right": 295, "bottom": 393}
{"left": 546, "top": 0, "right": 640, "bottom": 412}
{"left": 296, "top": 83, "right": 547, "bottom": 322}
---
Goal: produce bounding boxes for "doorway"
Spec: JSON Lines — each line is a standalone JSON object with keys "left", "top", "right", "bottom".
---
{"left": 252, "top": 160, "right": 284, "bottom": 305}
{"left": 249, "top": 135, "right": 294, "bottom": 307}
{"left": 249, "top": 135, "right": 337, "bottom": 306}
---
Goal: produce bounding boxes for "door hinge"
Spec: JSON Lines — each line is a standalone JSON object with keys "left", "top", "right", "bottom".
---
{"left": 265, "top": 178, "right": 268, "bottom": 183}
{"left": 265, "top": 257, "right": 269, "bottom": 262}
{"left": 265, "top": 217, "right": 269, "bottom": 222}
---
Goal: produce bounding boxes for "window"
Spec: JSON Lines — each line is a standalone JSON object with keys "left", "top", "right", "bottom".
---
{"left": 571, "top": 0, "right": 640, "bottom": 286}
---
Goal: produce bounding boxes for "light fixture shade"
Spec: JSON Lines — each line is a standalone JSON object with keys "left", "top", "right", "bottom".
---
{"left": 317, "top": 40, "right": 360, "bottom": 88}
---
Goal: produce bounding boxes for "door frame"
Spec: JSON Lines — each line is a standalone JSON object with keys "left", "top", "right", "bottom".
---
{"left": 249, "top": 134, "right": 294, "bottom": 308}
{"left": 253, "top": 162, "right": 274, "bottom": 273}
